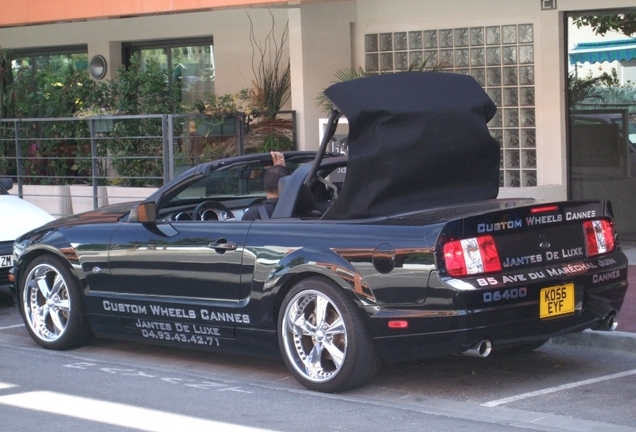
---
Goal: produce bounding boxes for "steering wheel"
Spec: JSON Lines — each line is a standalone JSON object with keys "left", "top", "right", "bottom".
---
{"left": 192, "top": 200, "right": 235, "bottom": 221}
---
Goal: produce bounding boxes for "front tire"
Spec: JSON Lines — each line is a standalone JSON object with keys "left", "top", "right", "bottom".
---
{"left": 19, "top": 254, "right": 92, "bottom": 350}
{"left": 278, "top": 277, "right": 381, "bottom": 392}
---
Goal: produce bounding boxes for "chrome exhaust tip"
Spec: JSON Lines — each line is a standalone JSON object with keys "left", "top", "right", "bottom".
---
{"left": 463, "top": 339, "right": 492, "bottom": 358}
{"left": 595, "top": 313, "right": 618, "bottom": 332}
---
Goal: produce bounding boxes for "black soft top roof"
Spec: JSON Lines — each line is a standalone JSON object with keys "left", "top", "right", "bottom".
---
{"left": 321, "top": 72, "right": 500, "bottom": 220}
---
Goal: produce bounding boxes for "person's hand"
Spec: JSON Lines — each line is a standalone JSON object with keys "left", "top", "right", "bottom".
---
{"left": 271, "top": 151, "right": 286, "bottom": 167}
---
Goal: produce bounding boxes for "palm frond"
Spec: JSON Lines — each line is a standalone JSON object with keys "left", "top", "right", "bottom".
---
{"left": 315, "top": 62, "right": 447, "bottom": 114}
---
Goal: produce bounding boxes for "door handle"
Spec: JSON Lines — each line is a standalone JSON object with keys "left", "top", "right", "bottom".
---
{"left": 208, "top": 241, "right": 237, "bottom": 251}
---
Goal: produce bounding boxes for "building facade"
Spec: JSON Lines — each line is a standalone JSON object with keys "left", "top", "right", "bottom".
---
{"left": 1, "top": 0, "right": 635, "bottom": 229}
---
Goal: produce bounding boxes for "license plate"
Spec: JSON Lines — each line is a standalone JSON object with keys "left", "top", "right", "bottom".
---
{"left": 539, "top": 283, "right": 575, "bottom": 318}
{"left": 0, "top": 255, "right": 12, "bottom": 268}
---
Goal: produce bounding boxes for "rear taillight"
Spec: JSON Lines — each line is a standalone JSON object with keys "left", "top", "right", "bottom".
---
{"left": 583, "top": 219, "right": 615, "bottom": 256}
{"left": 443, "top": 235, "right": 501, "bottom": 277}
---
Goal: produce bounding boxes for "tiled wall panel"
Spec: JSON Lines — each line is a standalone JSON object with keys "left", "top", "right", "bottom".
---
{"left": 365, "top": 23, "right": 537, "bottom": 187}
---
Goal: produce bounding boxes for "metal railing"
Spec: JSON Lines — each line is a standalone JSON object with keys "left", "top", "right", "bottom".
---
{"left": 0, "top": 111, "right": 296, "bottom": 215}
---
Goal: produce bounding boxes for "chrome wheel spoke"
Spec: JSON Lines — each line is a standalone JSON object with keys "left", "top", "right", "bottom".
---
{"left": 305, "top": 342, "right": 325, "bottom": 378}
{"left": 291, "top": 315, "right": 315, "bottom": 336}
{"left": 324, "top": 316, "right": 345, "bottom": 337}
{"left": 322, "top": 340, "right": 345, "bottom": 368}
{"left": 37, "top": 278, "right": 51, "bottom": 299}
{"left": 50, "top": 310, "right": 66, "bottom": 334}
{"left": 289, "top": 304, "right": 315, "bottom": 336}
{"left": 314, "top": 295, "right": 329, "bottom": 328}
{"left": 56, "top": 299, "right": 70, "bottom": 313}
{"left": 50, "top": 275, "right": 64, "bottom": 298}
{"left": 34, "top": 305, "right": 49, "bottom": 323}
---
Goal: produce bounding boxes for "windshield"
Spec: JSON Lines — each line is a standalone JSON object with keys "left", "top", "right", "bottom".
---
{"left": 167, "top": 157, "right": 313, "bottom": 205}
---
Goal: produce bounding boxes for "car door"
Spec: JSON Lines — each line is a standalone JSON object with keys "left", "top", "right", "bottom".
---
{"left": 108, "top": 220, "right": 249, "bottom": 303}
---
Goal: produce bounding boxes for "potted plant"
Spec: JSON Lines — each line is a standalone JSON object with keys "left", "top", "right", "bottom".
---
{"left": 74, "top": 106, "right": 119, "bottom": 133}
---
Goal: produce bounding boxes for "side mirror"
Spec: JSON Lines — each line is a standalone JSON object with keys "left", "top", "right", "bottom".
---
{"left": 0, "top": 178, "right": 14, "bottom": 191}
{"left": 129, "top": 202, "right": 157, "bottom": 223}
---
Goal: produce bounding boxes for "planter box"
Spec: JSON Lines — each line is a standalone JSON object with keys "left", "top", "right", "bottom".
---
{"left": 69, "top": 185, "right": 109, "bottom": 214}
{"left": 15, "top": 185, "right": 72, "bottom": 218}
{"left": 12, "top": 186, "right": 155, "bottom": 216}
{"left": 105, "top": 186, "right": 158, "bottom": 205}
{"left": 87, "top": 118, "right": 115, "bottom": 133}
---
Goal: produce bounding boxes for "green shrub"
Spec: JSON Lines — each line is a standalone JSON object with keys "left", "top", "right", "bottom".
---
{"left": 259, "top": 134, "right": 294, "bottom": 152}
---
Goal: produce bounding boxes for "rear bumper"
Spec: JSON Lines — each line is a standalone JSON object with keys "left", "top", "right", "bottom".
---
{"left": 369, "top": 265, "right": 628, "bottom": 364}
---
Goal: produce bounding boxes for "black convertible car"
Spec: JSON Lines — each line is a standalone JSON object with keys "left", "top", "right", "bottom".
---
{"left": 10, "top": 73, "right": 628, "bottom": 392}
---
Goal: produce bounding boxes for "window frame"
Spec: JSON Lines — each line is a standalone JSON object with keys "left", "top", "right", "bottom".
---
{"left": 3, "top": 45, "right": 88, "bottom": 118}
{"left": 122, "top": 37, "right": 215, "bottom": 107}
{"left": 8, "top": 44, "right": 88, "bottom": 76}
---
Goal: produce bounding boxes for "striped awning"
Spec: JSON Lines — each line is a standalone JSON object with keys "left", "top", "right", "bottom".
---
{"left": 569, "top": 39, "right": 636, "bottom": 64}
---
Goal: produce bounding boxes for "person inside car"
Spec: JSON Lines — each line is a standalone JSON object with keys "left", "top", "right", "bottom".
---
{"left": 242, "top": 152, "right": 290, "bottom": 220}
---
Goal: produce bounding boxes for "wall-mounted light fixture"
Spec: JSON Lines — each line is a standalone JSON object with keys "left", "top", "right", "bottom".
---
{"left": 89, "top": 55, "right": 107, "bottom": 79}
{"left": 541, "top": 0, "right": 556, "bottom": 10}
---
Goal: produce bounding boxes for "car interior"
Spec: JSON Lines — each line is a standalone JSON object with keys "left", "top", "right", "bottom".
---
{"left": 153, "top": 155, "right": 346, "bottom": 222}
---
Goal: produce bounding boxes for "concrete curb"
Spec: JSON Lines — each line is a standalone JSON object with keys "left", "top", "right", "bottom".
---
{"left": 549, "top": 330, "right": 636, "bottom": 355}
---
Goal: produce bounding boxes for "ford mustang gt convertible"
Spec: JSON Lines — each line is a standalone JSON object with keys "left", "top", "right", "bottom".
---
{"left": 10, "top": 73, "right": 629, "bottom": 392}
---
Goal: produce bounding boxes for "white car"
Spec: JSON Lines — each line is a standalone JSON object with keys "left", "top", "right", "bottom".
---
{"left": 0, "top": 178, "right": 55, "bottom": 285}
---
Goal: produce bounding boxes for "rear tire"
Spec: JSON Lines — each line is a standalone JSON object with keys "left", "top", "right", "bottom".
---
{"left": 19, "top": 254, "right": 92, "bottom": 350}
{"left": 278, "top": 277, "right": 381, "bottom": 392}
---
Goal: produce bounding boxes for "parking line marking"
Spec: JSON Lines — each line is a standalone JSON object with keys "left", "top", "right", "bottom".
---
{"left": 0, "top": 382, "right": 17, "bottom": 390}
{"left": 0, "top": 324, "right": 24, "bottom": 330}
{"left": 0, "top": 391, "right": 277, "bottom": 432}
{"left": 482, "top": 368, "right": 636, "bottom": 407}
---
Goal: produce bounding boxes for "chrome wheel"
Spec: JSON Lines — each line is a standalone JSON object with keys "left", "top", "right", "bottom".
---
{"left": 20, "top": 255, "right": 91, "bottom": 350}
{"left": 278, "top": 278, "right": 382, "bottom": 392}
{"left": 22, "top": 263, "right": 71, "bottom": 343}
{"left": 278, "top": 276, "right": 382, "bottom": 392}
{"left": 281, "top": 289, "right": 347, "bottom": 383}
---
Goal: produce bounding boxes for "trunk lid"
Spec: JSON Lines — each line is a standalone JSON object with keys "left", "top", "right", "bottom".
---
{"left": 435, "top": 200, "right": 618, "bottom": 276}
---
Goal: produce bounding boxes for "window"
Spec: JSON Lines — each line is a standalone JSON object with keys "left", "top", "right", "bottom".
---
{"left": 5, "top": 45, "right": 88, "bottom": 117}
{"left": 10, "top": 45, "right": 88, "bottom": 79}
{"left": 123, "top": 37, "right": 215, "bottom": 108}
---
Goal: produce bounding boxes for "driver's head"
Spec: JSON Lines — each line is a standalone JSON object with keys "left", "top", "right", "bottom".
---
{"left": 264, "top": 165, "right": 290, "bottom": 196}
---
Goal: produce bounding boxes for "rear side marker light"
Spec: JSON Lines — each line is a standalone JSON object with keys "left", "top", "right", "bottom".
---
{"left": 583, "top": 219, "right": 615, "bottom": 256}
{"left": 443, "top": 235, "right": 502, "bottom": 277}
{"left": 388, "top": 320, "right": 409, "bottom": 329}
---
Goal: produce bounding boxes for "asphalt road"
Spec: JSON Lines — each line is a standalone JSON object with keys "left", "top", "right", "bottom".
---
{"left": 1, "top": 287, "right": 635, "bottom": 431}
